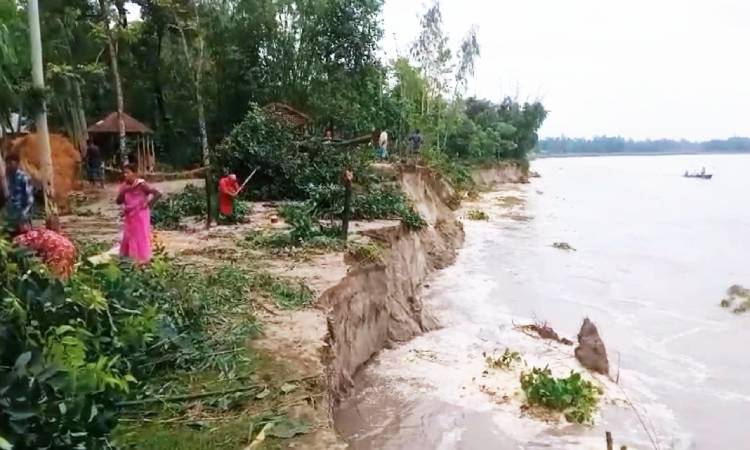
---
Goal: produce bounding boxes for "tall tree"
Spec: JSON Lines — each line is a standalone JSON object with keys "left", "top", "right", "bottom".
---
{"left": 99, "top": 0, "right": 127, "bottom": 163}
{"left": 27, "top": 0, "right": 57, "bottom": 217}
{"left": 163, "top": 0, "right": 212, "bottom": 227}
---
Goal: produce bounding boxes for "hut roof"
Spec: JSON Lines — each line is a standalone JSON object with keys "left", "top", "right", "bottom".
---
{"left": 263, "top": 102, "right": 311, "bottom": 129}
{"left": 88, "top": 112, "right": 153, "bottom": 134}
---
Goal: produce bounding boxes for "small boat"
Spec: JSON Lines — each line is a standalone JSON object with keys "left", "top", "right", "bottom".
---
{"left": 683, "top": 172, "right": 713, "bottom": 179}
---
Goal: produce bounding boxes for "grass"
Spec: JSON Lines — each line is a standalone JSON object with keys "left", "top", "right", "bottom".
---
{"left": 520, "top": 367, "right": 599, "bottom": 424}
{"left": 346, "top": 241, "right": 385, "bottom": 265}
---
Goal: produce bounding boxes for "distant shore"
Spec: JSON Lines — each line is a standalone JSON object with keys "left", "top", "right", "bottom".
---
{"left": 535, "top": 150, "right": 750, "bottom": 159}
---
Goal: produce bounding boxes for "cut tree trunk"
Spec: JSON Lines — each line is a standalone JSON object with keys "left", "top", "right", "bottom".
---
{"left": 27, "top": 0, "right": 57, "bottom": 217}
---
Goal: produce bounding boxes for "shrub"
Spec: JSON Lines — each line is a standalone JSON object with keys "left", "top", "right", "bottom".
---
{"left": 151, "top": 184, "right": 206, "bottom": 229}
{"left": 484, "top": 348, "right": 521, "bottom": 370}
{"left": 346, "top": 241, "right": 384, "bottom": 265}
{"left": 0, "top": 237, "right": 260, "bottom": 449}
{"left": 520, "top": 367, "right": 599, "bottom": 424}
{"left": 420, "top": 147, "right": 474, "bottom": 190}
{"left": 151, "top": 185, "right": 250, "bottom": 229}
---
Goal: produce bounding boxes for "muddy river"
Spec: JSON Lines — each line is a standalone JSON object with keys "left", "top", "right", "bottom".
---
{"left": 335, "top": 154, "right": 750, "bottom": 450}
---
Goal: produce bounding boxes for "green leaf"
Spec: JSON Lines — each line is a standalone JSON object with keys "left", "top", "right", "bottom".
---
{"left": 280, "top": 383, "right": 298, "bottom": 394}
{"left": 0, "top": 436, "right": 12, "bottom": 450}
{"left": 13, "top": 352, "right": 31, "bottom": 375}
{"left": 266, "top": 418, "right": 308, "bottom": 439}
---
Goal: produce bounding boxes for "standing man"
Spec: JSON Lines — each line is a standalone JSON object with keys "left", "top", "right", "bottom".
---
{"left": 378, "top": 128, "right": 389, "bottom": 160}
{"left": 86, "top": 138, "right": 104, "bottom": 188}
{"left": 409, "top": 129, "right": 423, "bottom": 157}
{"left": 217, "top": 173, "right": 240, "bottom": 223}
{"left": 3, "top": 153, "right": 34, "bottom": 235}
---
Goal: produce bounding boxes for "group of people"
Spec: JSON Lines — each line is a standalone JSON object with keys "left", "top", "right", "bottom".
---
{"left": 370, "top": 128, "right": 423, "bottom": 160}
{"left": 1, "top": 151, "right": 162, "bottom": 277}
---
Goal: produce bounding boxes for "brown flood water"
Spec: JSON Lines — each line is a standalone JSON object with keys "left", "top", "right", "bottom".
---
{"left": 335, "top": 154, "right": 750, "bottom": 450}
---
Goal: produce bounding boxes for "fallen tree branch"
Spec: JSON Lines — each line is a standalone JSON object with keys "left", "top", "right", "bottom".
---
{"left": 116, "top": 384, "right": 263, "bottom": 407}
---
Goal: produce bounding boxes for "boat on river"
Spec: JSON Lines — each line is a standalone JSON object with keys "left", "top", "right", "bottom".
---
{"left": 683, "top": 172, "right": 713, "bottom": 179}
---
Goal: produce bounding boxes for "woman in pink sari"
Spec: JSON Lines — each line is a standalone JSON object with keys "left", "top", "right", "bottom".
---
{"left": 117, "top": 164, "right": 161, "bottom": 264}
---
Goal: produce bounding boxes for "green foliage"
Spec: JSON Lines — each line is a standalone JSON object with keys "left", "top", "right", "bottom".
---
{"left": 484, "top": 348, "right": 521, "bottom": 370}
{"left": 520, "top": 367, "right": 599, "bottom": 424}
{"left": 0, "top": 233, "right": 264, "bottom": 449}
{"left": 466, "top": 209, "right": 489, "bottom": 221}
{"left": 420, "top": 147, "right": 474, "bottom": 190}
{"left": 151, "top": 184, "right": 249, "bottom": 229}
{"left": 151, "top": 184, "right": 206, "bottom": 229}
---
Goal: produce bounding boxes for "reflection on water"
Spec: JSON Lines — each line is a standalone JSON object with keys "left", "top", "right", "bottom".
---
{"left": 336, "top": 154, "right": 750, "bottom": 450}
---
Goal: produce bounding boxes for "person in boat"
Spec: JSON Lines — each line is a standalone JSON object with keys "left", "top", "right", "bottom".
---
{"left": 700, "top": 167, "right": 706, "bottom": 175}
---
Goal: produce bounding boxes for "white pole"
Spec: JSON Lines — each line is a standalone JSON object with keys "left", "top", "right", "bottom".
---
{"left": 27, "top": 0, "right": 57, "bottom": 217}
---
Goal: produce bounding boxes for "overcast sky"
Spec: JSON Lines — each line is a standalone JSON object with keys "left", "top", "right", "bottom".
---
{"left": 383, "top": 0, "right": 750, "bottom": 140}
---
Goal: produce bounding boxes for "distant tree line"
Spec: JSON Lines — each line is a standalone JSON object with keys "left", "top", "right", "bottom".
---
{"left": 538, "top": 136, "right": 750, "bottom": 155}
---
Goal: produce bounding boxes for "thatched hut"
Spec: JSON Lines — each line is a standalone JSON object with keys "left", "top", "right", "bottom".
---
{"left": 87, "top": 112, "right": 155, "bottom": 173}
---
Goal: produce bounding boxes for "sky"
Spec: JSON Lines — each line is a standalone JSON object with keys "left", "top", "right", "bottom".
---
{"left": 382, "top": 0, "right": 750, "bottom": 140}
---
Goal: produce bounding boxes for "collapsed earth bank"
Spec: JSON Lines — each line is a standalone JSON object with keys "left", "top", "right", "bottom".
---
{"left": 253, "top": 163, "right": 527, "bottom": 448}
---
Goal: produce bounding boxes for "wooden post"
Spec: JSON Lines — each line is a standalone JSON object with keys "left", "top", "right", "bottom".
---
{"left": 605, "top": 431, "right": 613, "bottom": 450}
{"left": 341, "top": 169, "right": 353, "bottom": 241}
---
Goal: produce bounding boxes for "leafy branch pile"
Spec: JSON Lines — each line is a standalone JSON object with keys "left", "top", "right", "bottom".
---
{"left": 151, "top": 185, "right": 249, "bottom": 229}
{"left": 0, "top": 236, "right": 285, "bottom": 448}
{"left": 520, "top": 367, "right": 599, "bottom": 424}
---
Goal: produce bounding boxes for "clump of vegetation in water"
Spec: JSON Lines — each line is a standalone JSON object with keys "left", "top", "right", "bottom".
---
{"left": 520, "top": 367, "right": 599, "bottom": 424}
{"left": 552, "top": 242, "right": 576, "bottom": 251}
{"left": 484, "top": 348, "right": 521, "bottom": 370}
{"left": 466, "top": 209, "right": 489, "bottom": 221}
{"left": 720, "top": 284, "right": 750, "bottom": 314}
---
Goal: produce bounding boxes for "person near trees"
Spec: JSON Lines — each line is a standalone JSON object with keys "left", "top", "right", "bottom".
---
{"left": 13, "top": 215, "right": 76, "bottom": 279}
{"left": 3, "top": 152, "right": 34, "bottom": 236}
{"left": 218, "top": 173, "right": 240, "bottom": 222}
{"left": 323, "top": 127, "right": 334, "bottom": 144}
{"left": 377, "top": 128, "right": 389, "bottom": 160}
{"left": 116, "top": 163, "right": 161, "bottom": 264}
{"left": 409, "top": 129, "right": 423, "bottom": 155}
{"left": 86, "top": 138, "right": 104, "bottom": 188}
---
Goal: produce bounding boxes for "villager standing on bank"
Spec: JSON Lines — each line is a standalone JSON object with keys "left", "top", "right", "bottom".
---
{"left": 218, "top": 173, "right": 240, "bottom": 222}
{"left": 117, "top": 163, "right": 161, "bottom": 264}
{"left": 377, "top": 128, "right": 389, "bottom": 160}
{"left": 409, "top": 129, "right": 423, "bottom": 158}
{"left": 13, "top": 215, "right": 76, "bottom": 279}
{"left": 3, "top": 152, "right": 34, "bottom": 235}
{"left": 86, "top": 138, "right": 104, "bottom": 188}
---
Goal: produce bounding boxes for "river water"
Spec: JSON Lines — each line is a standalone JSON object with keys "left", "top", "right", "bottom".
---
{"left": 335, "top": 154, "right": 750, "bottom": 450}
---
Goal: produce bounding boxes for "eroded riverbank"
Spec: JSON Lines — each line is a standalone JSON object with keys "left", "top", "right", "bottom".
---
{"left": 334, "top": 154, "right": 750, "bottom": 450}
